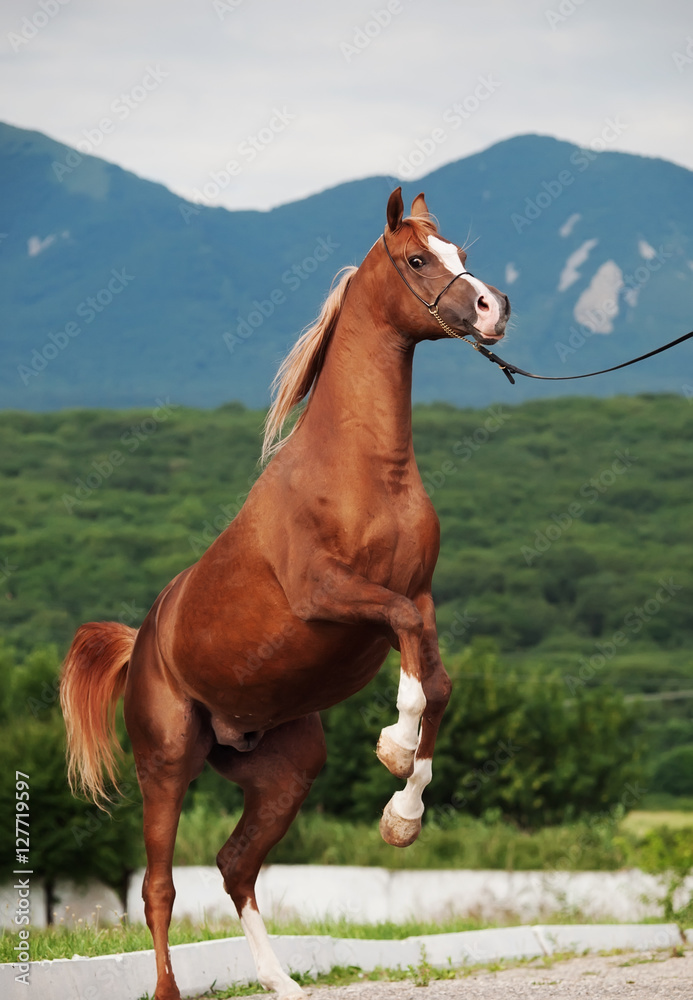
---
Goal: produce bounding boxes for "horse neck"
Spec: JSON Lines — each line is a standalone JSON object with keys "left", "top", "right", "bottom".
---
{"left": 301, "top": 286, "right": 415, "bottom": 464}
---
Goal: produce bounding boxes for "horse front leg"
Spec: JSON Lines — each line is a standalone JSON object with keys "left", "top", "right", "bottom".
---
{"left": 375, "top": 630, "right": 426, "bottom": 780}
{"left": 291, "top": 561, "right": 444, "bottom": 845}
{"left": 380, "top": 593, "right": 451, "bottom": 847}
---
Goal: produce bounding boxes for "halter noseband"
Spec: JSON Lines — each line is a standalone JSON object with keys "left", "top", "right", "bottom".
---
{"left": 381, "top": 231, "right": 480, "bottom": 345}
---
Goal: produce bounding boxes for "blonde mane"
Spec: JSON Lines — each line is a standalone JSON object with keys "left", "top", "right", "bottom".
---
{"left": 261, "top": 265, "right": 358, "bottom": 463}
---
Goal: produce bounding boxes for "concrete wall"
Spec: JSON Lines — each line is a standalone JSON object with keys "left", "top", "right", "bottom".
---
{"left": 0, "top": 923, "right": 684, "bottom": 1000}
{"left": 3, "top": 864, "right": 689, "bottom": 930}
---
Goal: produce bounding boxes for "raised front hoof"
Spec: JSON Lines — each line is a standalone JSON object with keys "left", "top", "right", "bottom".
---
{"left": 380, "top": 798, "right": 422, "bottom": 848}
{"left": 376, "top": 731, "right": 415, "bottom": 779}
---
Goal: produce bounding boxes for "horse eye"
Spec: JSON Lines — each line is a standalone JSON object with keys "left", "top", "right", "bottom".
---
{"left": 409, "top": 256, "right": 425, "bottom": 269}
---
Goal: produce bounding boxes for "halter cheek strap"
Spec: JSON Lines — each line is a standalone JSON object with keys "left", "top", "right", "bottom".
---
{"left": 381, "top": 231, "right": 467, "bottom": 309}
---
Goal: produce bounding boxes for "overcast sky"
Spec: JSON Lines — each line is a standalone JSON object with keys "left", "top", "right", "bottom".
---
{"left": 1, "top": 0, "right": 691, "bottom": 210}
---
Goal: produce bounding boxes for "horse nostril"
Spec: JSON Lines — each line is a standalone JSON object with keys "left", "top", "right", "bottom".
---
{"left": 477, "top": 295, "right": 490, "bottom": 312}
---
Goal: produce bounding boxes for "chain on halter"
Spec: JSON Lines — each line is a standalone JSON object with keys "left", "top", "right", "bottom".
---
{"left": 428, "top": 305, "right": 474, "bottom": 343}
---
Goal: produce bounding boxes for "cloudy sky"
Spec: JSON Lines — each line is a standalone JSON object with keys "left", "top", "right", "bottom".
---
{"left": 1, "top": 0, "right": 691, "bottom": 210}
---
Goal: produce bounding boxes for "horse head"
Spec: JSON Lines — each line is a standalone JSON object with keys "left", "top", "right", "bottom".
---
{"left": 379, "top": 187, "right": 510, "bottom": 345}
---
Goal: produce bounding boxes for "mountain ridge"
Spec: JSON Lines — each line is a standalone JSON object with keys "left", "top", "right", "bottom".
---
{"left": 2, "top": 122, "right": 691, "bottom": 411}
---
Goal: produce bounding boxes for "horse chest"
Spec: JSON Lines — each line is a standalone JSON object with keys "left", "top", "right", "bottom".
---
{"left": 345, "top": 495, "right": 439, "bottom": 590}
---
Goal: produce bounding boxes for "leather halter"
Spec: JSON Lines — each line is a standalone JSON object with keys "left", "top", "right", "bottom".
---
{"left": 381, "top": 232, "right": 477, "bottom": 341}
{"left": 382, "top": 232, "right": 693, "bottom": 385}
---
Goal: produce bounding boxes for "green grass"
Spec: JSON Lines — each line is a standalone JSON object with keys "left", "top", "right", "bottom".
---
{"left": 1, "top": 908, "right": 682, "bottom": 966}
{"left": 175, "top": 804, "right": 692, "bottom": 873}
{"left": 0, "top": 915, "right": 495, "bottom": 964}
{"left": 621, "top": 811, "right": 693, "bottom": 836}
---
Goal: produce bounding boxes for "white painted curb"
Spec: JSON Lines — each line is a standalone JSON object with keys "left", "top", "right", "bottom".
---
{"left": 0, "top": 923, "right": 686, "bottom": 1000}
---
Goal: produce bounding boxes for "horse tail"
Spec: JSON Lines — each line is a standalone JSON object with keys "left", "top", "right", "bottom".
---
{"left": 60, "top": 621, "right": 137, "bottom": 807}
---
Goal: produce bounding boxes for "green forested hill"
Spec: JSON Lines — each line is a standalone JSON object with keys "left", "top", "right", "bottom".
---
{"left": 1, "top": 394, "right": 692, "bottom": 818}
{"left": 1, "top": 394, "right": 691, "bottom": 667}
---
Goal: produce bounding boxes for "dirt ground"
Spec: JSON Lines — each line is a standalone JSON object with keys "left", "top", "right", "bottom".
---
{"left": 239, "top": 948, "right": 693, "bottom": 1000}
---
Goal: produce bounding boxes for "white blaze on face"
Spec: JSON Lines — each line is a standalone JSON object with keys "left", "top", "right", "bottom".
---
{"left": 427, "top": 235, "right": 501, "bottom": 335}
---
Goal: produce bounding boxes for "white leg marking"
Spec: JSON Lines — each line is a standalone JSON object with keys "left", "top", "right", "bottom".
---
{"left": 240, "top": 902, "right": 305, "bottom": 998}
{"left": 383, "top": 671, "right": 425, "bottom": 751}
{"left": 391, "top": 757, "right": 433, "bottom": 820}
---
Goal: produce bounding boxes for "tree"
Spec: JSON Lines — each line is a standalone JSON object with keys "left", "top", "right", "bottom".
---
{"left": 0, "top": 643, "right": 143, "bottom": 923}
{"left": 311, "top": 639, "right": 645, "bottom": 829}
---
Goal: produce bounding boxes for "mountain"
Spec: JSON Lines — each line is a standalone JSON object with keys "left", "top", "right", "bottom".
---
{"left": 1, "top": 122, "right": 692, "bottom": 411}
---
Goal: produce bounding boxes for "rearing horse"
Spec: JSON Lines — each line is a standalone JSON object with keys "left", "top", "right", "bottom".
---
{"left": 60, "top": 188, "right": 510, "bottom": 1000}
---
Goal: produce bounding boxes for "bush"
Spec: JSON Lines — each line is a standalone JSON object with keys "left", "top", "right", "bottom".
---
{"left": 0, "top": 642, "right": 143, "bottom": 921}
{"left": 652, "top": 745, "right": 693, "bottom": 797}
{"left": 311, "top": 639, "right": 645, "bottom": 829}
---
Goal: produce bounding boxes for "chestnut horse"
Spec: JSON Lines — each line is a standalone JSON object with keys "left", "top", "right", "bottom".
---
{"left": 60, "top": 188, "right": 510, "bottom": 1000}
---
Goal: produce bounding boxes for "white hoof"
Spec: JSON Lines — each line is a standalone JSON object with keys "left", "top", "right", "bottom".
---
{"left": 380, "top": 797, "right": 422, "bottom": 848}
{"left": 376, "top": 730, "right": 415, "bottom": 779}
{"left": 275, "top": 987, "right": 307, "bottom": 1000}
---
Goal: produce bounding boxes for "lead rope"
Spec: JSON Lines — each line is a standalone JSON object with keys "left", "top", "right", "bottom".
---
{"left": 446, "top": 325, "right": 693, "bottom": 386}
{"left": 385, "top": 233, "right": 693, "bottom": 386}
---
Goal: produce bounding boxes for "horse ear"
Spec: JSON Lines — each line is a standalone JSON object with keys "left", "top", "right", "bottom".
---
{"left": 386, "top": 187, "right": 404, "bottom": 232}
{"left": 411, "top": 193, "right": 429, "bottom": 218}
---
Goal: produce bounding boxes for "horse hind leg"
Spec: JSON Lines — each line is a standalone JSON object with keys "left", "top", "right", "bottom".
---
{"left": 209, "top": 713, "right": 326, "bottom": 999}
{"left": 124, "top": 632, "right": 212, "bottom": 1000}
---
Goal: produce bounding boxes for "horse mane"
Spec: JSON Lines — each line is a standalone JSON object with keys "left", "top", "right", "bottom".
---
{"left": 261, "top": 216, "right": 438, "bottom": 464}
{"left": 262, "top": 264, "right": 358, "bottom": 463}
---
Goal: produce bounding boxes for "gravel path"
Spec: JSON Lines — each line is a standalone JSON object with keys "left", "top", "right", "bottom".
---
{"left": 237, "top": 949, "right": 693, "bottom": 1000}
